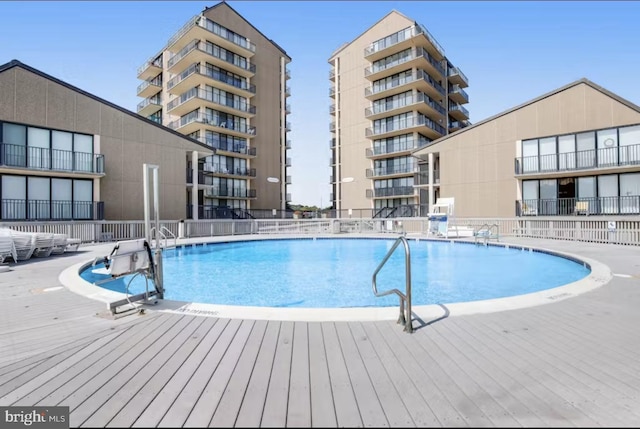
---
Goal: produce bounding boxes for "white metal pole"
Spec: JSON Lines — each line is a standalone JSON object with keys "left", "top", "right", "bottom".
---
{"left": 143, "top": 164, "right": 151, "bottom": 244}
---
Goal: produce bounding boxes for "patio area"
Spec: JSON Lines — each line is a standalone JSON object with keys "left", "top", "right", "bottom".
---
{"left": 1, "top": 236, "right": 640, "bottom": 427}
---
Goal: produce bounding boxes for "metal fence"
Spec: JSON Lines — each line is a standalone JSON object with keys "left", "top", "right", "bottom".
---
{"left": 2, "top": 216, "right": 640, "bottom": 246}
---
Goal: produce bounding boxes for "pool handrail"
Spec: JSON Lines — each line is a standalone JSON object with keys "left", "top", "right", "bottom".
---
{"left": 372, "top": 234, "right": 413, "bottom": 333}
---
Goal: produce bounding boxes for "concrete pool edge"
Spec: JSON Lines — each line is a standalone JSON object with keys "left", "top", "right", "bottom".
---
{"left": 59, "top": 234, "right": 613, "bottom": 322}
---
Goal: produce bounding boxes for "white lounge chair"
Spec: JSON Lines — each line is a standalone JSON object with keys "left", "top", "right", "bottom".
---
{"left": 0, "top": 230, "right": 17, "bottom": 263}
{"left": 10, "top": 231, "right": 35, "bottom": 261}
{"left": 66, "top": 238, "right": 81, "bottom": 252}
{"left": 32, "top": 233, "right": 55, "bottom": 258}
{"left": 51, "top": 234, "right": 68, "bottom": 255}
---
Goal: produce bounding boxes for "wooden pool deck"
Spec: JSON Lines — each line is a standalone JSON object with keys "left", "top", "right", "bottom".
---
{"left": 1, "top": 236, "right": 640, "bottom": 427}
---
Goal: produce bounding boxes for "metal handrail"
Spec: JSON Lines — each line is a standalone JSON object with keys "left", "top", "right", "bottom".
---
{"left": 474, "top": 223, "right": 499, "bottom": 245}
{"left": 372, "top": 235, "right": 413, "bottom": 333}
{"left": 160, "top": 226, "right": 177, "bottom": 248}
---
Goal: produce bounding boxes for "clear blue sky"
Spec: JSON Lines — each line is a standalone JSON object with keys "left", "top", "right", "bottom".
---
{"left": 1, "top": 1, "right": 639, "bottom": 207}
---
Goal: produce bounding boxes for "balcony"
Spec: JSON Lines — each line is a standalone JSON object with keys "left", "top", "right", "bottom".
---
{"left": 286, "top": 139, "right": 292, "bottom": 149}
{"left": 330, "top": 104, "right": 336, "bottom": 115}
{"left": 413, "top": 170, "right": 440, "bottom": 186}
{"left": 364, "top": 23, "right": 445, "bottom": 62}
{"left": 203, "top": 186, "right": 257, "bottom": 199}
{"left": 514, "top": 144, "right": 640, "bottom": 176}
{"left": 330, "top": 138, "right": 336, "bottom": 148}
{"left": 449, "top": 120, "right": 470, "bottom": 132}
{"left": 364, "top": 46, "right": 445, "bottom": 82}
{"left": 195, "top": 136, "right": 257, "bottom": 158}
{"left": 167, "top": 15, "right": 255, "bottom": 57}
{"left": 286, "top": 193, "right": 292, "bottom": 202}
{"left": 137, "top": 96, "right": 162, "bottom": 116}
{"left": 365, "top": 114, "right": 446, "bottom": 140}
{"left": 365, "top": 91, "right": 445, "bottom": 121}
{"left": 365, "top": 136, "right": 431, "bottom": 159}
{"left": 366, "top": 186, "right": 416, "bottom": 198}
{"left": 285, "top": 157, "right": 292, "bottom": 166}
{"left": 448, "top": 102, "right": 469, "bottom": 121}
{"left": 203, "top": 163, "right": 256, "bottom": 178}
{"left": 285, "top": 122, "right": 292, "bottom": 132}
{"left": 448, "top": 66, "right": 469, "bottom": 88}
{"left": 0, "top": 143, "right": 105, "bottom": 176}
{"left": 166, "top": 87, "right": 256, "bottom": 118}
{"left": 285, "top": 68, "right": 291, "bottom": 80}
{"left": 366, "top": 164, "right": 416, "bottom": 179}
{"left": 449, "top": 84, "right": 469, "bottom": 104}
{"left": 285, "top": 86, "right": 291, "bottom": 97}
{"left": 168, "top": 112, "right": 256, "bottom": 138}
{"left": 329, "top": 69, "right": 335, "bottom": 81}
{"left": 329, "top": 87, "right": 336, "bottom": 98}
{"left": 329, "top": 121, "right": 336, "bottom": 132}
{"left": 286, "top": 175, "right": 292, "bottom": 184}
{"left": 137, "top": 77, "right": 162, "bottom": 98}
{"left": 137, "top": 55, "right": 163, "bottom": 80}
{"left": 286, "top": 103, "right": 291, "bottom": 114}
{"left": 167, "top": 39, "right": 256, "bottom": 78}
{"left": 365, "top": 69, "right": 445, "bottom": 102}
{"left": 516, "top": 196, "right": 640, "bottom": 216}
{"left": 166, "top": 63, "right": 256, "bottom": 98}
{"left": 1, "top": 199, "right": 104, "bottom": 221}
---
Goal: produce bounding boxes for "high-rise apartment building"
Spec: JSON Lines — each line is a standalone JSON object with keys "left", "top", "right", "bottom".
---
{"left": 136, "top": 2, "right": 291, "bottom": 219}
{"left": 329, "top": 10, "right": 469, "bottom": 217}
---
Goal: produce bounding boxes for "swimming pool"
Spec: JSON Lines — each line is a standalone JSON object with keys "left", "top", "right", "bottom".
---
{"left": 81, "top": 238, "right": 591, "bottom": 308}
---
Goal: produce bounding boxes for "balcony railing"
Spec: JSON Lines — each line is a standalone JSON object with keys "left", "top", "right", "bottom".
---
{"left": 329, "top": 122, "right": 336, "bottom": 132}
{"left": 449, "top": 84, "right": 469, "bottom": 103}
{"left": 365, "top": 46, "right": 445, "bottom": 77}
{"left": 167, "top": 39, "right": 256, "bottom": 73}
{"left": 516, "top": 196, "right": 640, "bottom": 216}
{"left": 137, "top": 55, "right": 163, "bottom": 77}
{"left": 203, "top": 163, "right": 256, "bottom": 177}
{"left": 364, "top": 24, "right": 445, "bottom": 58}
{"left": 448, "top": 66, "right": 469, "bottom": 87}
{"left": 365, "top": 136, "right": 431, "bottom": 157}
{"left": 366, "top": 164, "right": 416, "bottom": 177}
{"left": 515, "top": 144, "right": 640, "bottom": 175}
{"left": 449, "top": 102, "right": 469, "bottom": 118}
{"left": 195, "top": 137, "right": 256, "bottom": 157}
{"left": 167, "top": 87, "right": 256, "bottom": 115}
{"left": 330, "top": 138, "right": 336, "bottom": 148}
{"left": 414, "top": 170, "right": 440, "bottom": 185}
{"left": 366, "top": 186, "right": 416, "bottom": 198}
{"left": 1, "top": 199, "right": 104, "bottom": 221}
{"left": 0, "top": 143, "right": 105, "bottom": 174}
{"left": 168, "top": 15, "right": 255, "bottom": 53}
{"left": 137, "top": 96, "right": 162, "bottom": 113}
{"left": 329, "top": 87, "right": 336, "bottom": 98}
{"left": 365, "top": 69, "right": 445, "bottom": 98}
{"left": 366, "top": 114, "right": 446, "bottom": 137}
{"left": 168, "top": 112, "right": 256, "bottom": 136}
{"left": 167, "top": 63, "right": 256, "bottom": 94}
{"left": 329, "top": 69, "right": 335, "bottom": 80}
{"left": 365, "top": 91, "right": 445, "bottom": 117}
{"left": 137, "top": 77, "right": 162, "bottom": 95}
{"left": 204, "top": 187, "right": 257, "bottom": 198}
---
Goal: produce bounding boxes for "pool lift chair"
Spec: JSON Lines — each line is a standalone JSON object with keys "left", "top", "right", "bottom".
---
{"left": 91, "top": 238, "right": 164, "bottom": 316}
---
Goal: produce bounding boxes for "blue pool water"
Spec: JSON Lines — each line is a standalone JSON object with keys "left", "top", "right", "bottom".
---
{"left": 81, "top": 238, "right": 590, "bottom": 308}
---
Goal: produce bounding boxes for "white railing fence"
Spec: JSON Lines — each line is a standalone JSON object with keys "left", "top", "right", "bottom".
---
{"left": 1, "top": 217, "right": 639, "bottom": 246}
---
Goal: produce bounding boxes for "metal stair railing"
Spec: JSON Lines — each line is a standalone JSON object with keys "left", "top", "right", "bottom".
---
{"left": 372, "top": 235, "right": 413, "bottom": 333}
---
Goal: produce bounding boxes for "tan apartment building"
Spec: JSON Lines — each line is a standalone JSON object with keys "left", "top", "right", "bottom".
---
{"left": 0, "top": 60, "right": 214, "bottom": 221}
{"left": 329, "top": 10, "right": 469, "bottom": 217}
{"left": 136, "top": 1, "right": 292, "bottom": 219}
{"left": 413, "top": 79, "right": 640, "bottom": 218}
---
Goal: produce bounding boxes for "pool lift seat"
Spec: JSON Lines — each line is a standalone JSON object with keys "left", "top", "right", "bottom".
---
{"left": 92, "top": 238, "right": 164, "bottom": 315}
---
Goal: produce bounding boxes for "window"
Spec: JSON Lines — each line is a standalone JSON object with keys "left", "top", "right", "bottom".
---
{"left": 52, "top": 178, "right": 72, "bottom": 219}
{"left": 2, "top": 123, "right": 27, "bottom": 167}
{"left": 576, "top": 132, "right": 596, "bottom": 169}
{"left": 28, "top": 177, "right": 50, "bottom": 219}
{"left": 521, "top": 139, "right": 538, "bottom": 173}
{"left": 620, "top": 173, "right": 640, "bottom": 214}
{"left": 598, "top": 175, "right": 618, "bottom": 214}
{"left": 539, "top": 137, "right": 557, "bottom": 171}
{"left": 73, "top": 180, "right": 93, "bottom": 219}
{"left": 539, "top": 179, "right": 557, "bottom": 215}
{"left": 619, "top": 125, "right": 640, "bottom": 165}
{"left": 597, "top": 128, "right": 618, "bottom": 167}
{"left": 558, "top": 134, "right": 575, "bottom": 170}
{"left": 1, "top": 175, "right": 26, "bottom": 219}
{"left": 52, "top": 131, "right": 73, "bottom": 170}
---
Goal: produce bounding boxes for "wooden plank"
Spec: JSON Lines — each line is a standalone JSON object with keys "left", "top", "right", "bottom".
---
{"left": 260, "top": 320, "right": 294, "bottom": 427}
{"left": 11, "top": 314, "right": 162, "bottom": 407}
{"left": 34, "top": 313, "right": 179, "bottom": 408}
{"left": 334, "top": 321, "right": 389, "bottom": 427}
{"left": 104, "top": 317, "right": 218, "bottom": 428}
{"left": 209, "top": 320, "right": 268, "bottom": 428}
{"left": 234, "top": 320, "right": 280, "bottom": 427}
{"left": 307, "top": 322, "right": 337, "bottom": 428}
{"left": 156, "top": 318, "right": 242, "bottom": 428}
{"left": 375, "top": 321, "right": 473, "bottom": 426}
{"left": 286, "top": 322, "right": 311, "bottom": 427}
{"left": 131, "top": 318, "right": 231, "bottom": 428}
{"left": 360, "top": 322, "right": 441, "bottom": 427}
{"left": 183, "top": 319, "right": 255, "bottom": 426}
{"left": 78, "top": 316, "right": 206, "bottom": 427}
{"left": 321, "top": 322, "right": 362, "bottom": 427}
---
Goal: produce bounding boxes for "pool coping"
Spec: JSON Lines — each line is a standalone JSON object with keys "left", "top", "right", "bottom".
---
{"left": 59, "top": 234, "right": 612, "bottom": 322}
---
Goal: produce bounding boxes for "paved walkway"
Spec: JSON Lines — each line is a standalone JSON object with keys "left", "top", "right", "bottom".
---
{"left": 1, "top": 236, "right": 640, "bottom": 427}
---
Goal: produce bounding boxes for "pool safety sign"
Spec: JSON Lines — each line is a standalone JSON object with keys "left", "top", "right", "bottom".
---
{"left": 608, "top": 221, "right": 616, "bottom": 232}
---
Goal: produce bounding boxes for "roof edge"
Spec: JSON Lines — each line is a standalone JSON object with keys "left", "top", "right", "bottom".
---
{"left": 0, "top": 60, "right": 214, "bottom": 154}
{"left": 412, "top": 78, "right": 640, "bottom": 153}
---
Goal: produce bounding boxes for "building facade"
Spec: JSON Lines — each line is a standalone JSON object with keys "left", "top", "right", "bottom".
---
{"left": 328, "top": 10, "right": 469, "bottom": 217}
{"left": 136, "top": 2, "right": 292, "bottom": 219}
{"left": 413, "top": 79, "right": 640, "bottom": 218}
{"left": 0, "top": 60, "right": 213, "bottom": 221}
